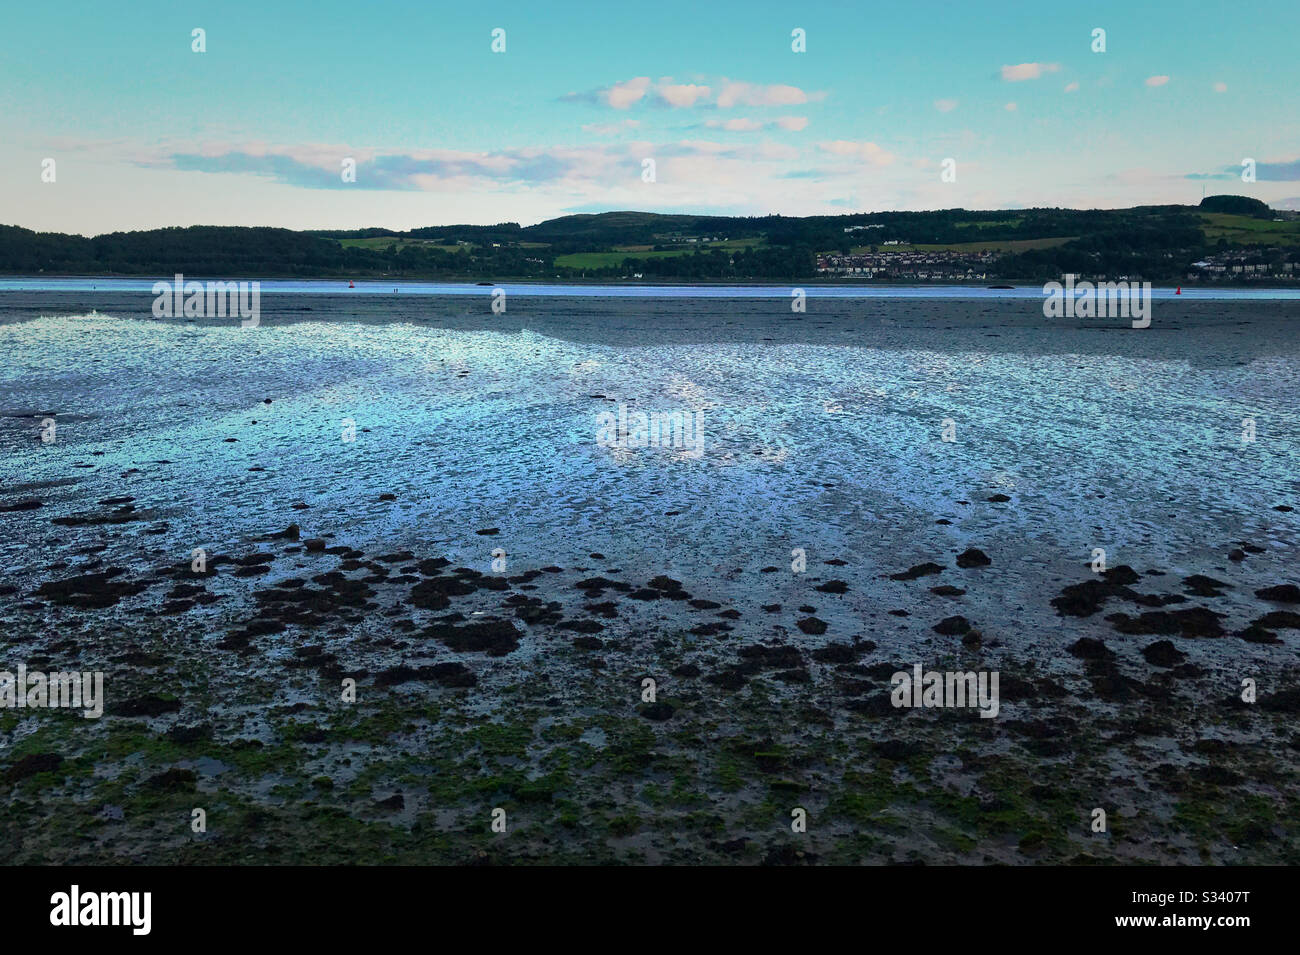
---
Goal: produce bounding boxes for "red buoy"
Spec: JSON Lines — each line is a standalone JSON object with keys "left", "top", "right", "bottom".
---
{"left": 349, "top": 280, "right": 355, "bottom": 288}
{"left": 1175, "top": 286, "right": 1181, "bottom": 295}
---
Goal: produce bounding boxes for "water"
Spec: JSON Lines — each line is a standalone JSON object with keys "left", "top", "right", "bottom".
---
{"left": 3, "top": 277, "right": 1299, "bottom": 300}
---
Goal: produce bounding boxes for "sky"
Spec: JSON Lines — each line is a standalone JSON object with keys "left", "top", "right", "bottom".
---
{"left": 2, "top": 0, "right": 1298, "bottom": 235}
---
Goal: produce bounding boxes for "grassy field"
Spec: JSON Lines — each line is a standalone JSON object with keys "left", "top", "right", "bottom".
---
{"left": 954, "top": 218, "right": 1026, "bottom": 230}
{"left": 555, "top": 250, "right": 692, "bottom": 269}
{"left": 338, "top": 237, "right": 468, "bottom": 252}
{"left": 1200, "top": 213, "right": 1300, "bottom": 246}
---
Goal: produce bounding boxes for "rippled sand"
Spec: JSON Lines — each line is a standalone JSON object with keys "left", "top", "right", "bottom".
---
{"left": 3, "top": 296, "right": 1297, "bottom": 633}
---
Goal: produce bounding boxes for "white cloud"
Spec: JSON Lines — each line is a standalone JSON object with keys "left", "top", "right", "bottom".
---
{"left": 775, "top": 116, "right": 809, "bottom": 131}
{"left": 934, "top": 99, "right": 959, "bottom": 113}
{"left": 605, "top": 77, "right": 652, "bottom": 109}
{"left": 564, "top": 77, "right": 824, "bottom": 112}
{"left": 1001, "top": 62, "right": 1061, "bottom": 82}
{"left": 716, "top": 81, "right": 816, "bottom": 108}
{"left": 1064, "top": 81, "right": 1080, "bottom": 93}
{"left": 1145, "top": 75, "right": 1170, "bottom": 87}
{"left": 1004, "top": 102, "right": 1017, "bottom": 111}
{"left": 1213, "top": 81, "right": 1227, "bottom": 93}
{"left": 657, "top": 83, "right": 712, "bottom": 108}
{"left": 817, "top": 140, "right": 896, "bottom": 166}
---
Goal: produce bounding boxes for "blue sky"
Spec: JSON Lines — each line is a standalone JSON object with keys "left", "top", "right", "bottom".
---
{"left": 3, "top": 0, "right": 1297, "bottom": 234}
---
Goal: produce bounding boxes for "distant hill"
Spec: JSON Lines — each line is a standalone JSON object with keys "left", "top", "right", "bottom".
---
{"left": 2, "top": 200, "right": 1295, "bottom": 282}
{"left": 1199, "top": 195, "right": 1272, "bottom": 217}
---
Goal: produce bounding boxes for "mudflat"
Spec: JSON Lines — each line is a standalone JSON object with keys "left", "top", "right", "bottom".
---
{"left": 1, "top": 293, "right": 1296, "bottom": 864}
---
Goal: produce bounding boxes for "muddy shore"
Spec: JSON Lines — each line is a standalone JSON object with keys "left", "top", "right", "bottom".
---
{"left": 2, "top": 295, "right": 1297, "bottom": 864}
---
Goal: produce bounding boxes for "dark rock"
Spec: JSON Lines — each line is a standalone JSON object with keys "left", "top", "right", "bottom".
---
{"left": 737, "top": 644, "right": 804, "bottom": 669}
{"left": 1142, "top": 640, "right": 1186, "bottom": 667}
{"left": 1254, "top": 610, "right": 1300, "bottom": 630}
{"left": 1102, "top": 565, "right": 1141, "bottom": 585}
{"left": 1108, "top": 607, "right": 1225, "bottom": 638}
{"left": 811, "top": 643, "right": 859, "bottom": 663}
{"left": 1067, "top": 637, "right": 1113, "bottom": 660}
{"left": 1183, "top": 574, "right": 1229, "bottom": 597}
{"left": 4, "top": 753, "right": 63, "bottom": 783}
{"left": 142, "top": 768, "right": 197, "bottom": 792}
{"left": 874, "top": 740, "right": 912, "bottom": 761}
{"left": 34, "top": 568, "right": 148, "bottom": 609}
{"left": 1260, "top": 689, "right": 1300, "bottom": 713}
{"left": 955, "top": 548, "right": 991, "bottom": 568}
{"left": 0, "top": 499, "right": 42, "bottom": 511}
{"left": 114, "top": 694, "right": 181, "bottom": 717}
{"left": 427, "top": 620, "right": 521, "bottom": 656}
{"left": 409, "top": 575, "right": 476, "bottom": 610}
{"left": 166, "top": 724, "right": 213, "bottom": 744}
{"left": 1256, "top": 584, "right": 1300, "bottom": 603}
{"left": 1238, "top": 624, "right": 1282, "bottom": 644}
{"left": 639, "top": 702, "right": 675, "bottom": 721}
{"left": 890, "top": 562, "right": 944, "bottom": 581}
{"left": 1052, "top": 577, "right": 1134, "bottom": 617}
{"left": 705, "top": 669, "right": 747, "bottom": 690}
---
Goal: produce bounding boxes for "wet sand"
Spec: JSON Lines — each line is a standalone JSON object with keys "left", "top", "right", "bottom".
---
{"left": 1, "top": 293, "right": 1297, "bottom": 864}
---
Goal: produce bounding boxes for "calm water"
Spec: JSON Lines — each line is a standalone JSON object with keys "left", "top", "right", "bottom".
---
{"left": 3, "top": 277, "right": 1300, "bottom": 300}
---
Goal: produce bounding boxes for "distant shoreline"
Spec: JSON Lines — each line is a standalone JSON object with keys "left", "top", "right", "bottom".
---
{"left": 2, "top": 272, "right": 1299, "bottom": 292}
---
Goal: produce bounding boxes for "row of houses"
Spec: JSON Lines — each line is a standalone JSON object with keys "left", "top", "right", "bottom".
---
{"left": 1189, "top": 250, "right": 1299, "bottom": 281}
{"left": 817, "top": 249, "right": 997, "bottom": 279}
